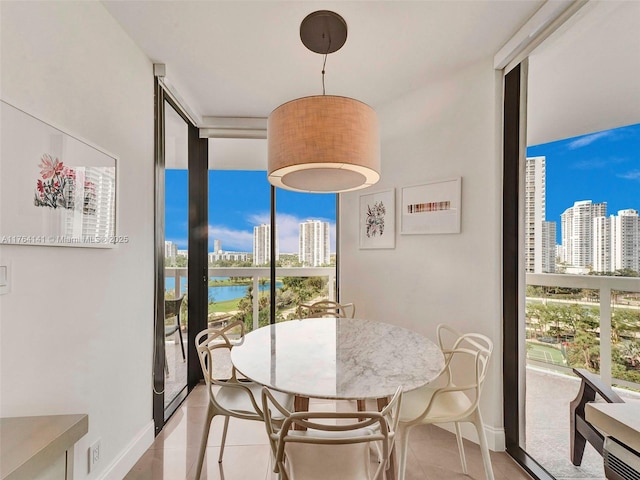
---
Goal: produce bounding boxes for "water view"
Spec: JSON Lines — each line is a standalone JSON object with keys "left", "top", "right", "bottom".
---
{"left": 165, "top": 277, "right": 283, "bottom": 303}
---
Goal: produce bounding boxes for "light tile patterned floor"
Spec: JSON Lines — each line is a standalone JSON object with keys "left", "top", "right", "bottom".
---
{"left": 125, "top": 385, "right": 533, "bottom": 480}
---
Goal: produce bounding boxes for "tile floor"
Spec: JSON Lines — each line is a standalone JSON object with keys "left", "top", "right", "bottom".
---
{"left": 125, "top": 384, "right": 533, "bottom": 480}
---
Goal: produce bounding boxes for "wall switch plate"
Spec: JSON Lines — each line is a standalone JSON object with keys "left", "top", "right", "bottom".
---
{"left": 0, "top": 263, "right": 10, "bottom": 295}
{"left": 88, "top": 439, "right": 101, "bottom": 473}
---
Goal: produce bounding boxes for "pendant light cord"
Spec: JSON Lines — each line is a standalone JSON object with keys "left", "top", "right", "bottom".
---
{"left": 322, "top": 37, "right": 331, "bottom": 95}
{"left": 322, "top": 52, "right": 328, "bottom": 95}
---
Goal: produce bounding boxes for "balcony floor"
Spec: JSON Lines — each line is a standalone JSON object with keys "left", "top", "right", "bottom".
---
{"left": 526, "top": 366, "right": 640, "bottom": 480}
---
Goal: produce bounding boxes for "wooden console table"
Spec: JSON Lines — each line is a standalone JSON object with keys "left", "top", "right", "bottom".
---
{"left": 0, "top": 414, "right": 88, "bottom": 480}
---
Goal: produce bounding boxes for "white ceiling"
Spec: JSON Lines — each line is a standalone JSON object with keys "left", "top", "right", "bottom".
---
{"left": 103, "top": 1, "right": 639, "bottom": 169}
{"left": 527, "top": 0, "right": 640, "bottom": 146}
{"left": 102, "top": 0, "right": 543, "bottom": 120}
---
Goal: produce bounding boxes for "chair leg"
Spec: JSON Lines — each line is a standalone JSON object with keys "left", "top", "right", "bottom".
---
{"left": 164, "top": 351, "right": 169, "bottom": 376}
{"left": 397, "top": 425, "right": 413, "bottom": 480}
{"left": 454, "top": 422, "right": 468, "bottom": 474}
{"left": 195, "top": 406, "right": 215, "bottom": 480}
{"left": 176, "top": 321, "right": 186, "bottom": 361}
{"left": 472, "top": 411, "right": 495, "bottom": 480}
{"left": 218, "top": 416, "right": 231, "bottom": 463}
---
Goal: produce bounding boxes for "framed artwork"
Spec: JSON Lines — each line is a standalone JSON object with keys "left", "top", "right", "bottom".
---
{"left": 359, "top": 188, "right": 395, "bottom": 249}
{"left": 401, "top": 177, "right": 461, "bottom": 234}
{"left": 0, "top": 100, "right": 119, "bottom": 248}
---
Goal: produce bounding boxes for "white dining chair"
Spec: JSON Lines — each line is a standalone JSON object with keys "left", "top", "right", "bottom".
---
{"left": 194, "top": 321, "right": 294, "bottom": 480}
{"left": 262, "top": 386, "right": 402, "bottom": 480}
{"left": 297, "top": 300, "right": 356, "bottom": 319}
{"left": 397, "top": 326, "right": 495, "bottom": 480}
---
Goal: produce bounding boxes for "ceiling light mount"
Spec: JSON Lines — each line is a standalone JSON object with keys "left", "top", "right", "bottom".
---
{"left": 300, "top": 10, "right": 348, "bottom": 54}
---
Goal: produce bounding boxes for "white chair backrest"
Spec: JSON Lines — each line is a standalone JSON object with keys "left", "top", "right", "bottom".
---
{"left": 436, "top": 323, "right": 463, "bottom": 350}
{"left": 297, "top": 300, "right": 356, "bottom": 319}
{"left": 195, "top": 321, "right": 263, "bottom": 417}
{"left": 262, "top": 386, "right": 402, "bottom": 480}
{"left": 441, "top": 332, "right": 493, "bottom": 414}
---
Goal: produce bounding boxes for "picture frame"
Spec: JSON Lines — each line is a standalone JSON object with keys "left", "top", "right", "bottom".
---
{"left": 0, "top": 100, "right": 119, "bottom": 248}
{"left": 359, "top": 188, "right": 395, "bottom": 249}
{"left": 401, "top": 177, "right": 461, "bottom": 234}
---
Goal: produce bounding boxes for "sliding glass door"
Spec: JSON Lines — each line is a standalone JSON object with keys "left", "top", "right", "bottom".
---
{"left": 163, "top": 100, "right": 189, "bottom": 412}
{"left": 153, "top": 79, "right": 208, "bottom": 433}
{"left": 503, "top": 4, "right": 640, "bottom": 479}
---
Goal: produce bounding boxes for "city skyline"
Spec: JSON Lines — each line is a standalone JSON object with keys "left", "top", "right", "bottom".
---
{"left": 527, "top": 122, "right": 640, "bottom": 243}
{"left": 166, "top": 123, "right": 639, "bottom": 253}
{"left": 165, "top": 170, "right": 336, "bottom": 252}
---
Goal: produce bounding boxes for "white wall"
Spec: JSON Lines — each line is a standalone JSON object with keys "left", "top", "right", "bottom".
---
{"left": 0, "top": 2, "right": 155, "bottom": 478}
{"left": 340, "top": 59, "right": 505, "bottom": 449}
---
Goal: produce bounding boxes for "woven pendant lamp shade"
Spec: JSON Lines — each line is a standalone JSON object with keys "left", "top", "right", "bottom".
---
{"left": 267, "top": 95, "right": 380, "bottom": 193}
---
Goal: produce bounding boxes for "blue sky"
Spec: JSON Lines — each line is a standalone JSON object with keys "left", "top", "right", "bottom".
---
{"left": 527, "top": 123, "right": 639, "bottom": 243}
{"left": 166, "top": 170, "right": 336, "bottom": 252}
{"left": 166, "top": 123, "right": 639, "bottom": 251}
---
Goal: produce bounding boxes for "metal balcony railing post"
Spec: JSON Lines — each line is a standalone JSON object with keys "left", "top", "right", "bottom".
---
{"left": 174, "top": 268, "right": 181, "bottom": 298}
{"left": 253, "top": 275, "right": 259, "bottom": 331}
{"left": 329, "top": 272, "right": 336, "bottom": 301}
{"left": 599, "top": 286, "right": 612, "bottom": 387}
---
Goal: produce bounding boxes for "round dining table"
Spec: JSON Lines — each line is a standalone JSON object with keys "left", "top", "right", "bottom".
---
{"left": 230, "top": 317, "right": 445, "bottom": 401}
{"left": 230, "top": 317, "right": 445, "bottom": 480}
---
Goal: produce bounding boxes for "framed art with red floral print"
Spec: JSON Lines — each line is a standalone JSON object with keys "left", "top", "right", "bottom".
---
{"left": 0, "top": 100, "right": 118, "bottom": 248}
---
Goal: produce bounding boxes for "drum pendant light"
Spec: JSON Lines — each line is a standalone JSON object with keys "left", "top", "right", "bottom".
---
{"left": 267, "top": 11, "right": 381, "bottom": 193}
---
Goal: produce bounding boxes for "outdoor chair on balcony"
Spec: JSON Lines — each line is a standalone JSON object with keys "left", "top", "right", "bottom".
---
{"left": 194, "top": 321, "right": 294, "bottom": 480}
{"left": 297, "top": 300, "right": 356, "bottom": 319}
{"left": 570, "top": 368, "right": 624, "bottom": 466}
{"left": 262, "top": 385, "right": 402, "bottom": 480}
{"left": 397, "top": 326, "right": 495, "bottom": 480}
{"left": 164, "top": 296, "right": 185, "bottom": 374}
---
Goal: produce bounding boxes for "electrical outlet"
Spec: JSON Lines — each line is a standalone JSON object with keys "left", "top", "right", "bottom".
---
{"left": 88, "top": 439, "right": 101, "bottom": 473}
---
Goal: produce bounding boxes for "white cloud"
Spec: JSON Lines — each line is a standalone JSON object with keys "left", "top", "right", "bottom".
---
{"left": 567, "top": 131, "right": 612, "bottom": 149}
{"left": 210, "top": 212, "right": 336, "bottom": 254}
{"left": 208, "top": 226, "right": 254, "bottom": 251}
{"left": 571, "top": 157, "right": 626, "bottom": 169}
{"left": 618, "top": 170, "right": 640, "bottom": 181}
{"left": 166, "top": 237, "right": 188, "bottom": 249}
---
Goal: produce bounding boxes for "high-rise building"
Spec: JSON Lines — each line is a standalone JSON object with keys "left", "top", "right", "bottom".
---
{"left": 299, "top": 220, "right": 330, "bottom": 267}
{"left": 611, "top": 209, "right": 639, "bottom": 272}
{"left": 591, "top": 209, "right": 639, "bottom": 273}
{"left": 560, "top": 200, "right": 607, "bottom": 268}
{"left": 213, "top": 239, "right": 222, "bottom": 253}
{"left": 253, "top": 224, "right": 278, "bottom": 265}
{"left": 541, "top": 221, "right": 556, "bottom": 273}
{"left": 525, "top": 156, "right": 556, "bottom": 273}
{"left": 592, "top": 216, "right": 612, "bottom": 272}
{"left": 165, "top": 241, "right": 177, "bottom": 262}
{"left": 208, "top": 251, "right": 249, "bottom": 263}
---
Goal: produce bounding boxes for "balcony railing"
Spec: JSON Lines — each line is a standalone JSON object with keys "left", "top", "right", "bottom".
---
{"left": 526, "top": 273, "right": 640, "bottom": 389}
{"left": 166, "top": 266, "right": 336, "bottom": 331}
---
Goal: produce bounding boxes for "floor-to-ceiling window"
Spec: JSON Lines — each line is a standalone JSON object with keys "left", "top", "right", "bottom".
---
{"left": 163, "top": 100, "right": 189, "bottom": 411}
{"left": 205, "top": 137, "right": 338, "bottom": 333}
{"left": 153, "top": 78, "right": 208, "bottom": 433}
{"left": 504, "top": 3, "right": 640, "bottom": 479}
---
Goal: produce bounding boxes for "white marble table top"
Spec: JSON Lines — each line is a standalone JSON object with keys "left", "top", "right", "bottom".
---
{"left": 230, "top": 318, "right": 445, "bottom": 400}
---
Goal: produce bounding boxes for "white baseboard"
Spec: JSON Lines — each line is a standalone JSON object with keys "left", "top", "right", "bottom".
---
{"left": 97, "top": 420, "right": 154, "bottom": 480}
{"left": 436, "top": 422, "right": 506, "bottom": 452}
